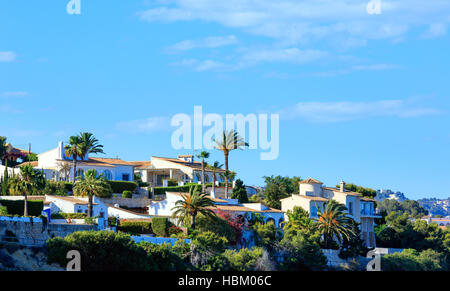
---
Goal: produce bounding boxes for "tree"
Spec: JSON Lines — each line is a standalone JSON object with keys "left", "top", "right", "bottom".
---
{"left": 195, "top": 151, "right": 210, "bottom": 193}
{"left": 78, "top": 132, "right": 105, "bottom": 160}
{"left": 56, "top": 161, "right": 71, "bottom": 181}
{"left": 206, "top": 161, "right": 223, "bottom": 196}
{"left": 0, "top": 136, "right": 7, "bottom": 165}
{"left": 212, "top": 130, "right": 248, "bottom": 198}
{"left": 73, "top": 169, "right": 112, "bottom": 217}
{"left": 9, "top": 165, "right": 37, "bottom": 216}
{"left": 171, "top": 186, "right": 216, "bottom": 229}
{"left": 231, "top": 179, "right": 248, "bottom": 203}
{"left": 315, "top": 200, "right": 357, "bottom": 249}
{"left": 284, "top": 206, "right": 317, "bottom": 232}
{"left": 336, "top": 183, "right": 377, "bottom": 198}
{"left": 64, "top": 136, "right": 83, "bottom": 182}
{"left": 262, "top": 182, "right": 289, "bottom": 209}
{"left": 1, "top": 160, "right": 9, "bottom": 195}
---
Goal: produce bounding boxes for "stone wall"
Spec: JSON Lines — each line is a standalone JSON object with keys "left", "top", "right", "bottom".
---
{"left": 0, "top": 217, "right": 95, "bottom": 247}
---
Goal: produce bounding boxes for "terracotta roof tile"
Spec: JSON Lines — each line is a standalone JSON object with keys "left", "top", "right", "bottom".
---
{"left": 299, "top": 178, "right": 323, "bottom": 184}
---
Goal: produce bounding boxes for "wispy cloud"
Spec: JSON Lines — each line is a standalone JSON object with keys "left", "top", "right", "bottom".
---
{"left": 138, "top": 0, "right": 450, "bottom": 45}
{"left": 0, "top": 51, "right": 16, "bottom": 62}
{"left": 169, "top": 35, "right": 238, "bottom": 51}
{"left": 282, "top": 98, "right": 442, "bottom": 123}
{"left": 116, "top": 116, "right": 171, "bottom": 133}
{"left": 176, "top": 48, "right": 329, "bottom": 72}
{"left": 422, "top": 23, "right": 447, "bottom": 38}
{"left": 0, "top": 104, "right": 23, "bottom": 114}
{"left": 0, "top": 91, "right": 29, "bottom": 98}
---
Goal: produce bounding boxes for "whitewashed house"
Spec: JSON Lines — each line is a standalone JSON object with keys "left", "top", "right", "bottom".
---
{"left": 148, "top": 192, "right": 285, "bottom": 228}
{"left": 46, "top": 195, "right": 109, "bottom": 219}
{"left": 19, "top": 142, "right": 135, "bottom": 182}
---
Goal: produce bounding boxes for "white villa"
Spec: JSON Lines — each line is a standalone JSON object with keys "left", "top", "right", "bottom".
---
{"left": 133, "top": 155, "right": 226, "bottom": 187}
{"left": 19, "top": 142, "right": 135, "bottom": 182}
{"left": 149, "top": 192, "right": 285, "bottom": 228}
{"left": 281, "top": 178, "right": 380, "bottom": 248}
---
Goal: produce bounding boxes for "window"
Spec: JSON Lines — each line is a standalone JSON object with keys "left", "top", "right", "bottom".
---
{"left": 310, "top": 204, "right": 318, "bottom": 217}
{"left": 122, "top": 173, "right": 130, "bottom": 181}
{"left": 76, "top": 169, "right": 84, "bottom": 178}
{"left": 348, "top": 202, "right": 353, "bottom": 216}
{"left": 104, "top": 170, "right": 112, "bottom": 180}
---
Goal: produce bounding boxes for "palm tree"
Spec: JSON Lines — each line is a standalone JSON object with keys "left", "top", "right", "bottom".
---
{"left": 64, "top": 136, "right": 82, "bottom": 182}
{"left": 212, "top": 130, "right": 248, "bottom": 198}
{"left": 78, "top": 132, "right": 105, "bottom": 160}
{"left": 57, "top": 161, "right": 71, "bottom": 181}
{"left": 9, "top": 165, "right": 36, "bottom": 216}
{"left": 285, "top": 206, "right": 317, "bottom": 232}
{"left": 315, "top": 200, "right": 357, "bottom": 249}
{"left": 206, "top": 161, "right": 223, "bottom": 196}
{"left": 195, "top": 151, "right": 210, "bottom": 192}
{"left": 171, "top": 186, "right": 216, "bottom": 229}
{"left": 73, "top": 169, "right": 112, "bottom": 217}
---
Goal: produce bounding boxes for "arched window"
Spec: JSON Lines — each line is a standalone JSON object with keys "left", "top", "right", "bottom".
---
{"left": 104, "top": 170, "right": 112, "bottom": 180}
{"left": 278, "top": 218, "right": 285, "bottom": 228}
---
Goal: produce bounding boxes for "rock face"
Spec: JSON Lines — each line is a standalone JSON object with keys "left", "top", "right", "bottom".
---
{"left": 0, "top": 247, "right": 63, "bottom": 271}
{"left": 417, "top": 198, "right": 450, "bottom": 217}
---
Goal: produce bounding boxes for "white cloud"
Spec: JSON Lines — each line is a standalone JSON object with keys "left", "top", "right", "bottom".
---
{"left": 282, "top": 98, "right": 441, "bottom": 123}
{"left": 116, "top": 116, "right": 171, "bottom": 133}
{"left": 0, "top": 91, "right": 29, "bottom": 98}
{"left": 0, "top": 51, "right": 16, "bottom": 62}
{"left": 0, "top": 104, "right": 22, "bottom": 114}
{"left": 304, "top": 63, "right": 400, "bottom": 77}
{"left": 169, "top": 35, "right": 238, "bottom": 51}
{"left": 422, "top": 23, "right": 447, "bottom": 38}
{"left": 138, "top": 0, "right": 450, "bottom": 45}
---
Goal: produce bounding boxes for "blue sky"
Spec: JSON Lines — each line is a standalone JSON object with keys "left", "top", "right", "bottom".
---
{"left": 1, "top": 0, "right": 449, "bottom": 199}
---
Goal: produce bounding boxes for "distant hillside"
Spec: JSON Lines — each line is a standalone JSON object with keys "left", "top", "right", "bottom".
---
{"left": 375, "top": 189, "right": 408, "bottom": 202}
{"left": 417, "top": 198, "right": 450, "bottom": 217}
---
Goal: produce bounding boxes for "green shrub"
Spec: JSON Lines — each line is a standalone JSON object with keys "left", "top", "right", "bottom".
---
{"left": 51, "top": 212, "right": 87, "bottom": 219}
{"left": 0, "top": 199, "right": 43, "bottom": 216}
{"left": 192, "top": 231, "right": 228, "bottom": 254}
{"left": 64, "top": 183, "right": 73, "bottom": 192}
{"left": 43, "top": 181, "right": 68, "bottom": 196}
{"left": 108, "top": 216, "right": 117, "bottom": 226}
{"left": 152, "top": 217, "right": 169, "bottom": 237}
{"left": 223, "top": 247, "right": 264, "bottom": 271}
{"left": 153, "top": 185, "right": 191, "bottom": 195}
{"left": 382, "top": 249, "right": 447, "bottom": 271}
{"left": 0, "top": 205, "right": 7, "bottom": 216}
{"left": 46, "top": 231, "right": 151, "bottom": 271}
{"left": 138, "top": 242, "right": 190, "bottom": 271}
{"left": 122, "top": 190, "right": 133, "bottom": 198}
{"left": 108, "top": 181, "right": 137, "bottom": 193}
{"left": 196, "top": 214, "right": 236, "bottom": 243}
{"left": 118, "top": 221, "right": 153, "bottom": 235}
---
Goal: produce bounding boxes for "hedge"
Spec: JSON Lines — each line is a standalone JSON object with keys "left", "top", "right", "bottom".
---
{"left": 51, "top": 212, "right": 87, "bottom": 219}
{"left": 152, "top": 217, "right": 169, "bottom": 237}
{"left": 64, "top": 181, "right": 137, "bottom": 194}
{"left": 108, "top": 181, "right": 137, "bottom": 193}
{"left": 0, "top": 199, "right": 44, "bottom": 216}
{"left": 153, "top": 184, "right": 203, "bottom": 195}
{"left": 118, "top": 221, "right": 153, "bottom": 235}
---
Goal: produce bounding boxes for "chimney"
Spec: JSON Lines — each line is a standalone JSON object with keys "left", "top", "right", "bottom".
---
{"left": 340, "top": 181, "right": 346, "bottom": 192}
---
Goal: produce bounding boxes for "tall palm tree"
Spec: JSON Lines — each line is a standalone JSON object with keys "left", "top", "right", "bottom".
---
{"left": 171, "top": 186, "right": 216, "bottom": 229}
{"left": 56, "top": 161, "right": 71, "bottom": 181}
{"left": 64, "top": 136, "right": 82, "bottom": 182}
{"left": 206, "top": 161, "right": 223, "bottom": 196}
{"left": 78, "top": 132, "right": 105, "bottom": 160}
{"left": 315, "top": 200, "right": 357, "bottom": 249}
{"left": 195, "top": 151, "right": 210, "bottom": 192}
{"left": 212, "top": 130, "right": 248, "bottom": 198}
{"left": 73, "top": 169, "right": 112, "bottom": 217}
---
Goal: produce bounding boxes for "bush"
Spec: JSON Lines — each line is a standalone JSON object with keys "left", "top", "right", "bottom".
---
{"left": 196, "top": 213, "right": 236, "bottom": 244}
{"left": 107, "top": 181, "right": 137, "bottom": 193}
{"left": 43, "top": 181, "right": 68, "bottom": 196}
{"left": 0, "top": 205, "right": 7, "bottom": 216}
{"left": 108, "top": 216, "right": 117, "bottom": 227}
{"left": 192, "top": 231, "right": 228, "bottom": 254}
{"left": 64, "top": 183, "right": 73, "bottom": 192}
{"left": 51, "top": 213, "right": 87, "bottom": 219}
{"left": 118, "top": 221, "right": 153, "bottom": 235}
{"left": 223, "top": 247, "right": 264, "bottom": 271}
{"left": 138, "top": 241, "right": 190, "bottom": 271}
{"left": 0, "top": 199, "right": 43, "bottom": 216}
{"left": 152, "top": 217, "right": 169, "bottom": 237}
{"left": 46, "top": 231, "right": 152, "bottom": 271}
{"left": 153, "top": 185, "right": 191, "bottom": 195}
{"left": 168, "top": 225, "right": 184, "bottom": 237}
{"left": 122, "top": 190, "right": 132, "bottom": 198}
{"left": 382, "top": 248, "right": 447, "bottom": 271}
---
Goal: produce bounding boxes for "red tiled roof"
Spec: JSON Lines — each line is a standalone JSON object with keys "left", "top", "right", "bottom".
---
{"left": 299, "top": 178, "right": 323, "bottom": 184}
